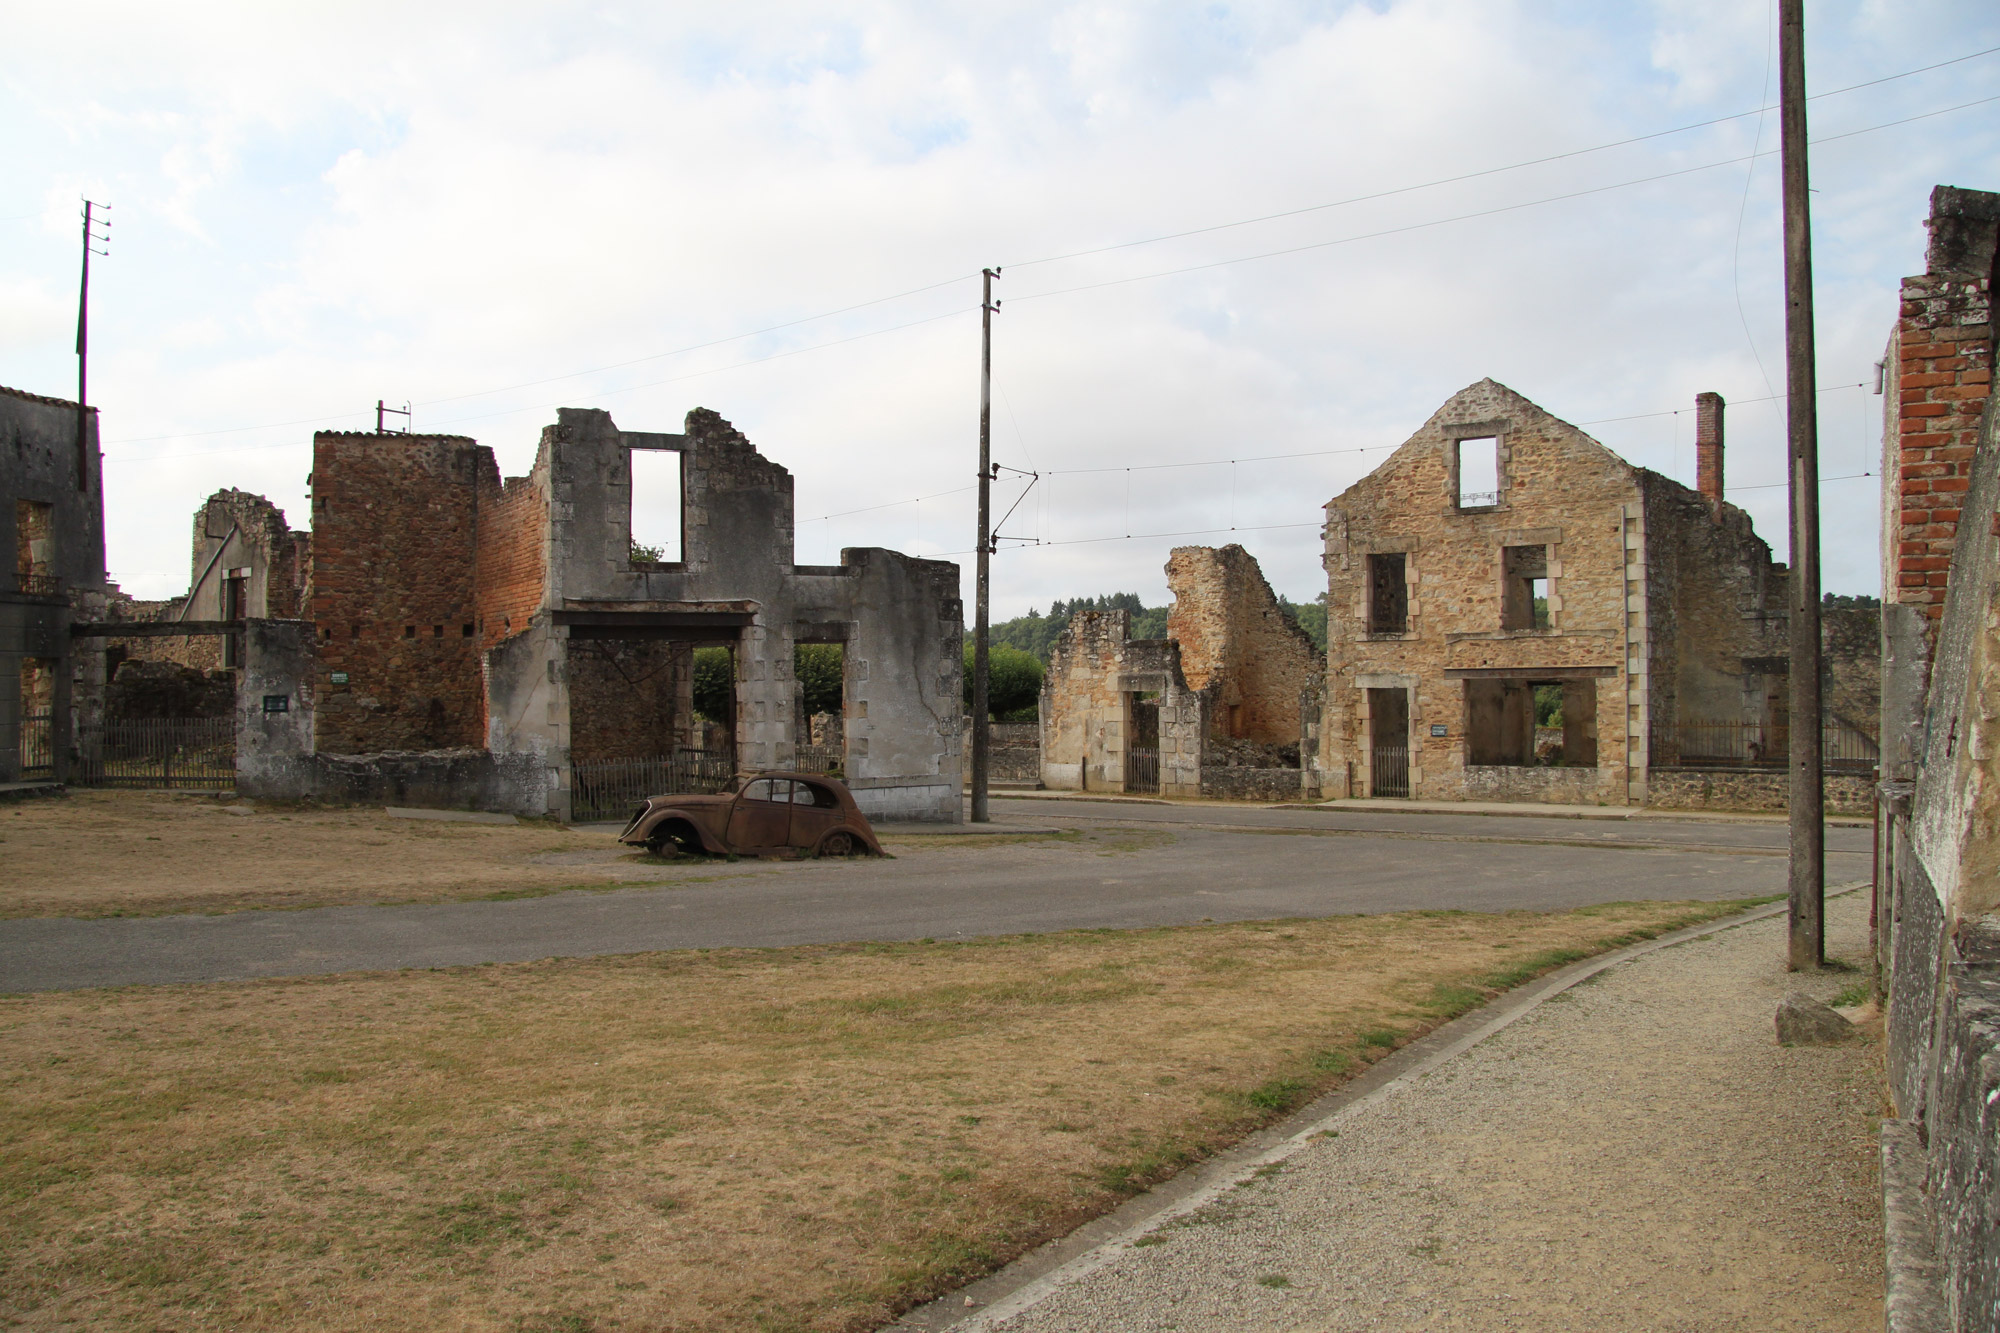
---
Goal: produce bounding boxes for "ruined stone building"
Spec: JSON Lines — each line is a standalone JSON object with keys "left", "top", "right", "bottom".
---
{"left": 1317, "top": 378, "right": 1863, "bottom": 809}
{"left": 1, "top": 384, "right": 107, "bottom": 784}
{"left": 1871, "top": 183, "right": 1999, "bottom": 1333}
{"left": 114, "top": 406, "right": 962, "bottom": 820}
{"left": 1039, "top": 543, "right": 1322, "bottom": 799}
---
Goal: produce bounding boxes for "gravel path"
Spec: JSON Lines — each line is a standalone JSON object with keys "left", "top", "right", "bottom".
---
{"left": 972, "top": 891, "right": 1884, "bottom": 1332}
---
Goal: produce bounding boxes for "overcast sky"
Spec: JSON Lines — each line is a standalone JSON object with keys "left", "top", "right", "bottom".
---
{"left": 5, "top": 1, "right": 1998, "bottom": 615}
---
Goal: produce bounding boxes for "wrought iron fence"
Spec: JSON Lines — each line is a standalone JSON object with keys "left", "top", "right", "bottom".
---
{"left": 15, "top": 572, "right": 63, "bottom": 597}
{"left": 18, "top": 708, "right": 55, "bottom": 777}
{"left": 75, "top": 717, "right": 235, "bottom": 790}
{"left": 571, "top": 748, "right": 735, "bottom": 822}
{"left": 793, "top": 743, "right": 844, "bottom": 776}
{"left": 1125, "top": 746, "right": 1160, "bottom": 794}
{"left": 1649, "top": 720, "right": 1878, "bottom": 772}
{"left": 1371, "top": 742, "right": 1411, "bottom": 797}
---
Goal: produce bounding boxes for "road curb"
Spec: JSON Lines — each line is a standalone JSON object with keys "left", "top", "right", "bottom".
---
{"left": 888, "top": 881, "right": 1870, "bottom": 1331}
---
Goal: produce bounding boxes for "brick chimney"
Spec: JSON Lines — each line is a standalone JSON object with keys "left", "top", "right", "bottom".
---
{"left": 1694, "top": 392, "right": 1725, "bottom": 505}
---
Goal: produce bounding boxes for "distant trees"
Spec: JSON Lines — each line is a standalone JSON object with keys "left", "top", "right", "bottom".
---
{"left": 962, "top": 644, "right": 1044, "bottom": 721}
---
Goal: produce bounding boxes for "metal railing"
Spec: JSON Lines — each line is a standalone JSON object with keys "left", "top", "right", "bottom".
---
{"left": 571, "top": 747, "right": 735, "bottom": 822}
{"left": 18, "top": 708, "right": 55, "bottom": 777}
{"left": 13, "top": 572, "right": 63, "bottom": 597}
{"left": 75, "top": 717, "right": 235, "bottom": 790}
{"left": 794, "top": 743, "right": 844, "bottom": 776}
{"left": 1458, "top": 490, "right": 1501, "bottom": 509}
{"left": 1126, "top": 747, "right": 1160, "bottom": 794}
{"left": 1649, "top": 720, "right": 1878, "bottom": 773}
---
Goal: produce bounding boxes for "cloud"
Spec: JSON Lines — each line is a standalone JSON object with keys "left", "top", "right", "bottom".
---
{"left": 2, "top": 0, "right": 1997, "bottom": 612}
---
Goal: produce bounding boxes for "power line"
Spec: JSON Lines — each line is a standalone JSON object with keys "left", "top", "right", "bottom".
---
{"left": 1002, "top": 44, "right": 2000, "bottom": 273}
{"left": 98, "top": 45, "right": 1998, "bottom": 451}
{"left": 1007, "top": 94, "right": 2000, "bottom": 305}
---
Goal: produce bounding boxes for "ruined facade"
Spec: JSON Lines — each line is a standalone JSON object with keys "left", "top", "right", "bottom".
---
{"left": 235, "top": 406, "right": 962, "bottom": 821}
{"left": 1874, "top": 184, "right": 2000, "bottom": 1333}
{"left": 1879, "top": 185, "right": 1998, "bottom": 784}
{"left": 1, "top": 384, "right": 107, "bottom": 783}
{"left": 1321, "top": 379, "right": 1804, "bottom": 807}
{"left": 1039, "top": 544, "right": 1322, "bottom": 799}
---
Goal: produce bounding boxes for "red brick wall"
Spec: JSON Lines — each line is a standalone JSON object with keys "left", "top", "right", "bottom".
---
{"left": 1891, "top": 283, "right": 1991, "bottom": 617}
{"left": 308, "top": 433, "right": 487, "bottom": 752}
{"left": 475, "top": 458, "right": 546, "bottom": 649}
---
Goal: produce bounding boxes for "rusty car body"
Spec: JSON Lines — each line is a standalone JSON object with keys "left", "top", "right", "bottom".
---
{"left": 617, "top": 771, "right": 885, "bottom": 858}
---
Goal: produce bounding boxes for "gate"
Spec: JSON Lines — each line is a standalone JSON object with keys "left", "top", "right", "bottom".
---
{"left": 1370, "top": 742, "right": 1410, "bottom": 798}
{"left": 19, "top": 708, "right": 54, "bottom": 778}
{"left": 75, "top": 718, "right": 235, "bottom": 791}
{"left": 1126, "top": 698, "right": 1160, "bottom": 794}
{"left": 571, "top": 747, "right": 735, "bottom": 822}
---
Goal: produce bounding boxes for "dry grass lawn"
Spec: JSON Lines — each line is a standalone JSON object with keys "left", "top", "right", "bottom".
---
{"left": 1, "top": 898, "right": 1759, "bottom": 1332}
{"left": 0, "top": 791, "right": 786, "bottom": 919}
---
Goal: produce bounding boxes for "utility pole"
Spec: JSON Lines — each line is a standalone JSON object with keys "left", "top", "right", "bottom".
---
{"left": 1780, "top": 0, "right": 1824, "bottom": 969}
{"left": 970, "top": 267, "right": 1000, "bottom": 823}
{"left": 75, "top": 200, "right": 110, "bottom": 491}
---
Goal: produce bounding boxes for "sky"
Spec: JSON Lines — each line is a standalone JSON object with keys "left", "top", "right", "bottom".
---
{"left": 4, "top": 0, "right": 1998, "bottom": 616}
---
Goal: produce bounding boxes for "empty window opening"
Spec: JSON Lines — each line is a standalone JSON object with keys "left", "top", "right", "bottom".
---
{"left": 1466, "top": 677, "right": 1597, "bottom": 767}
{"left": 1456, "top": 437, "right": 1499, "bottom": 508}
{"left": 433, "top": 625, "right": 444, "bottom": 638}
{"left": 630, "top": 448, "right": 684, "bottom": 564}
{"left": 1501, "top": 546, "right": 1550, "bottom": 630}
{"left": 404, "top": 625, "right": 416, "bottom": 639}
{"left": 1367, "top": 552, "right": 1408, "bottom": 634}
{"left": 16, "top": 500, "right": 53, "bottom": 591}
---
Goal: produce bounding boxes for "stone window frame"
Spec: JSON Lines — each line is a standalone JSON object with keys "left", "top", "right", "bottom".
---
{"left": 1358, "top": 538, "right": 1420, "bottom": 642}
{"left": 1445, "top": 421, "right": 1511, "bottom": 513}
{"left": 626, "top": 442, "right": 688, "bottom": 572}
{"left": 1496, "top": 526, "right": 1563, "bottom": 636}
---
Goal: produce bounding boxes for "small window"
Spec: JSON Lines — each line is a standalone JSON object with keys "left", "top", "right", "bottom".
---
{"left": 1501, "top": 546, "right": 1550, "bottom": 630}
{"left": 1367, "top": 552, "right": 1408, "bottom": 634}
{"left": 793, "top": 782, "right": 838, "bottom": 808}
{"left": 1456, "top": 437, "right": 1499, "bottom": 508}
{"left": 741, "top": 778, "right": 778, "bottom": 803}
{"left": 630, "top": 448, "right": 683, "bottom": 564}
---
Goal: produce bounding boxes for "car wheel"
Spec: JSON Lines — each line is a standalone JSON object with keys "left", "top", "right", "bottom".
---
{"left": 819, "top": 830, "right": 856, "bottom": 858}
{"left": 647, "top": 824, "right": 698, "bottom": 858}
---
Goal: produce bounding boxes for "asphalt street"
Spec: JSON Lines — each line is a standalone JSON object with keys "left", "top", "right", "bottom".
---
{"left": 0, "top": 800, "right": 1871, "bottom": 992}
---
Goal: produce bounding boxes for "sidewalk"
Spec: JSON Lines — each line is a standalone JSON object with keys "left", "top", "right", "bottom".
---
{"left": 906, "top": 890, "right": 1883, "bottom": 1332}
{"left": 993, "top": 787, "right": 1872, "bottom": 827}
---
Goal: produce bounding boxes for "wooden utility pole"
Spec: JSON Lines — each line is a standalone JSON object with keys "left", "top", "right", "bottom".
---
{"left": 970, "top": 267, "right": 1000, "bottom": 823}
{"left": 1780, "top": 0, "right": 1824, "bottom": 969}
{"left": 75, "top": 200, "right": 109, "bottom": 491}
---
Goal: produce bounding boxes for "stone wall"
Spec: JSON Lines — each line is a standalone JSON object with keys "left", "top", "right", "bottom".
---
{"left": 1, "top": 384, "right": 106, "bottom": 784}
{"left": 1644, "top": 767, "right": 1874, "bottom": 816}
{"left": 567, "top": 638, "right": 695, "bottom": 764}
{"left": 474, "top": 459, "right": 548, "bottom": 650}
{"left": 1166, "top": 544, "right": 1321, "bottom": 746}
{"left": 962, "top": 719, "right": 1039, "bottom": 784}
{"left": 1322, "top": 379, "right": 1638, "bottom": 803}
{"left": 1878, "top": 296, "right": 2000, "bottom": 1330}
{"left": 307, "top": 433, "right": 488, "bottom": 753}
{"left": 1200, "top": 765, "right": 1314, "bottom": 802}
{"left": 1040, "top": 612, "right": 1204, "bottom": 796}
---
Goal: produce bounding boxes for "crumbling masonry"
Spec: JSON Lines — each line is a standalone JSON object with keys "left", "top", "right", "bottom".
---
{"left": 1039, "top": 544, "right": 1322, "bottom": 799}
{"left": 221, "top": 406, "right": 962, "bottom": 820}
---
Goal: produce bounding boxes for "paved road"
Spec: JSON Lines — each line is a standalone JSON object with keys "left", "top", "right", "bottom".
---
{"left": 1, "top": 808, "right": 1870, "bottom": 993}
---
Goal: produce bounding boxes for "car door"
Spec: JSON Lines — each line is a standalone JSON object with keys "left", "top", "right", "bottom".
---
{"left": 725, "top": 778, "right": 793, "bottom": 850}
{"left": 787, "top": 779, "right": 842, "bottom": 848}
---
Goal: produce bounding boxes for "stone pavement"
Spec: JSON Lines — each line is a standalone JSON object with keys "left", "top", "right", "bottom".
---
{"left": 901, "top": 889, "right": 1884, "bottom": 1332}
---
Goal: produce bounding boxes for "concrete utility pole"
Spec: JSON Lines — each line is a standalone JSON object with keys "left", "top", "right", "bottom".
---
{"left": 75, "top": 200, "right": 109, "bottom": 491}
{"left": 970, "top": 267, "right": 1000, "bottom": 823}
{"left": 1780, "top": 0, "right": 1824, "bottom": 969}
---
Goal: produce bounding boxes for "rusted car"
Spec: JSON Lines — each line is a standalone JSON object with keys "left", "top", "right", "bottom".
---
{"left": 618, "top": 771, "right": 884, "bottom": 859}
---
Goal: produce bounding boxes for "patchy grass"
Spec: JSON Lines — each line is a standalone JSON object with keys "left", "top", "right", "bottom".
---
{"left": 0, "top": 898, "right": 1758, "bottom": 1331}
{"left": 0, "top": 791, "right": 801, "bottom": 918}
